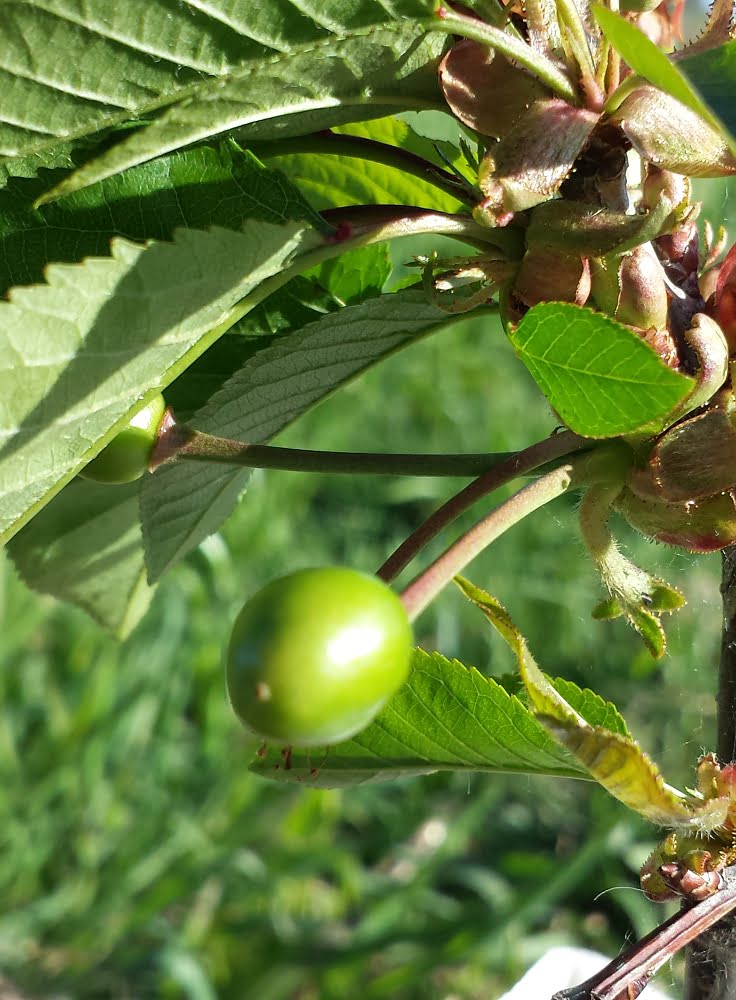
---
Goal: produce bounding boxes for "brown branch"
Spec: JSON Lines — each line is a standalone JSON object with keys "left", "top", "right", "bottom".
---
{"left": 554, "top": 867, "right": 736, "bottom": 1000}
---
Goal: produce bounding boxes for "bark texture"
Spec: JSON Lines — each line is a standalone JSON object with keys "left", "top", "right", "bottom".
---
{"left": 683, "top": 549, "right": 736, "bottom": 1000}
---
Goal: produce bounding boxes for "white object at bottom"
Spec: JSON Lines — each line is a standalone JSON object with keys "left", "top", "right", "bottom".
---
{"left": 498, "top": 946, "right": 673, "bottom": 1000}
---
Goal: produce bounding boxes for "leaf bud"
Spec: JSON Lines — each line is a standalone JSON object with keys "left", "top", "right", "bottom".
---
{"left": 512, "top": 247, "right": 590, "bottom": 308}
{"left": 590, "top": 243, "right": 668, "bottom": 333}
{"left": 615, "top": 488, "right": 736, "bottom": 552}
{"left": 609, "top": 86, "right": 736, "bottom": 177}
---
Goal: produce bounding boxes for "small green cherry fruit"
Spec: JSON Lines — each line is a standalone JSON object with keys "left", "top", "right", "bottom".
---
{"left": 80, "top": 394, "right": 166, "bottom": 485}
{"left": 226, "top": 567, "right": 413, "bottom": 747}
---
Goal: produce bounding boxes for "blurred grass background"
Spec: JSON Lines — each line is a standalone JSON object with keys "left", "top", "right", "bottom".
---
{"left": 1, "top": 161, "right": 735, "bottom": 999}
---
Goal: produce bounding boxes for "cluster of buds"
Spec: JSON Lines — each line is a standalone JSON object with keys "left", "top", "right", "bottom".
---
{"left": 436, "top": 0, "right": 736, "bottom": 553}
{"left": 641, "top": 755, "right": 736, "bottom": 902}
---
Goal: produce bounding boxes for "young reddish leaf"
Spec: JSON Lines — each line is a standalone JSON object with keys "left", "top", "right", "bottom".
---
{"left": 439, "top": 40, "right": 549, "bottom": 139}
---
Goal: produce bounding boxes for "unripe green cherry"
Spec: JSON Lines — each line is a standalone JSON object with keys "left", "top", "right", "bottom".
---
{"left": 80, "top": 394, "right": 166, "bottom": 485}
{"left": 226, "top": 567, "right": 413, "bottom": 747}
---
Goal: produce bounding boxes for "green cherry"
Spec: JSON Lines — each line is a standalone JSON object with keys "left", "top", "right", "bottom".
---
{"left": 226, "top": 567, "right": 413, "bottom": 747}
{"left": 80, "top": 394, "right": 166, "bottom": 485}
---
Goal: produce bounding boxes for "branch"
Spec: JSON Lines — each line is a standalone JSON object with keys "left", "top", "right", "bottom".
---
{"left": 555, "top": 866, "right": 736, "bottom": 1000}
{"left": 683, "top": 550, "right": 736, "bottom": 999}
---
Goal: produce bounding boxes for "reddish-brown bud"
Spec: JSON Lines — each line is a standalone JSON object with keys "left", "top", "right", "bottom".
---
{"left": 513, "top": 248, "right": 590, "bottom": 308}
{"left": 476, "top": 99, "right": 599, "bottom": 225}
{"left": 615, "top": 488, "right": 736, "bottom": 552}
{"left": 706, "top": 244, "right": 736, "bottom": 353}
{"left": 439, "top": 40, "right": 549, "bottom": 140}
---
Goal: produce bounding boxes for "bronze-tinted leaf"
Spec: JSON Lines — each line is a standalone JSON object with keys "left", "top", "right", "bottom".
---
{"left": 439, "top": 40, "right": 549, "bottom": 140}
{"left": 477, "top": 99, "right": 600, "bottom": 222}
{"left": 539, "top": 717, "right": 729, "bottom": 828}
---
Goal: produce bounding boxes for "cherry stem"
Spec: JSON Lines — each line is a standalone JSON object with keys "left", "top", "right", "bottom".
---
{"left": 397, "top": 444, "right": 630, "bottom": 623}
{"left": 152, "top": 423, "right": 538, "bottom": 478}
{"left": 250, "top": 131, "right": 477, "bottom": 204}
{"left": 376, "top": 430, "right": 592, "bottom": 584}
{"left": 433, "top": 5, "right": 577, "bottom": 103}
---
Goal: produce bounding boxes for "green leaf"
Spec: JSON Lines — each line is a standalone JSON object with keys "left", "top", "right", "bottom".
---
{"left": 509, "top": 302, "right": 693, "bottom": 437}
{"left": 311, "top": 245, "right": 391, "bottom": 305}
{"left": 0, "top": 144, "right": 321, "bottom": 297}
{"left": 7, "top": 481, "right": 151, "bottom": 639}
{"left": 141, "top": 288, "right": 470, "bottom": 583}
{"left": 165, "top": 277, "right": 339, "bottom": 422}
{"left": 249, "top": 648, "right": 616, "bottom": 788}
{"left": 6, "top": 275, "right": 339, "bottom": 633}
{"left": 678, "top": 40, "right": 736, "bottom": 145}
{"left": 0, "top": 143, "right": 76, "bottom": 192}
{"left": 0, "top": 219, "right": 311, "bottom": 546}
{"left": 456, "top": 576, "right": 729, "bottom": 831}
{"left": 593, "top": 6, "right": 721, "bottom": 130}
{"left": 255, "top": 117, "right": 467, "bottom": 215}
{"left": 7, "top": 0, "right": 446, "bottom": 200}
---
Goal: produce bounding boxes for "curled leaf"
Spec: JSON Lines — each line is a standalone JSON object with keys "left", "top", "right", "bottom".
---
{"left": 455, "top": 576, "right": 726, "bottom": 830}
{"left": 609, "top": 86, "right": 736, "bottom": 177}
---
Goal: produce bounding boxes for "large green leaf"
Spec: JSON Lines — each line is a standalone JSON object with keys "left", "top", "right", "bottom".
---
{"left": 0, "top": 144, "right": 321, "bottom": 296}
{"left": 141, "top": 287, "right": 473, "bottom": 583}
{"left": 6, "top": 276, "right": 344, "bottom": 634}
{"left": 0, "top": 0, "right": 445, "bottom": 198}
{"left": 249, "top": 648, "right": 627, "bottom": 788}
{"left": 8, "top": 481, "right": 151, "bottom": 638}
{"left": 678, "top": 41, "right": 736, "bottom": 145}
{"left": 0, "top": 219, "right": 312, "bottom": 546}
{"left": 254, "top": 117, "right": 468, "bottom": 214}
{"left": 509, "top": 302, "right": 693, "bottom": 438}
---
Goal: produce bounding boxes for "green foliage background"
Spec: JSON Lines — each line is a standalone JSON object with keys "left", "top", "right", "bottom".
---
{"left": 2, "top": 173, "right": 734, "bottom": 994}
{"left": 0, "top": 0, "right": 734, "bottom": 993}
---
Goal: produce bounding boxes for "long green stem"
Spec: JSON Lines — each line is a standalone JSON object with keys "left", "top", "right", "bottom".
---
{"left": 398, "top": 445, "right": 629, "bottom": 623}
{"left": 153, "top": 426, "right": 524, "bottom": 477}
{"left": 377, "top": 430, "right": 591, "bottom": 583}
{"left": 432, "top": 7, "right": 578, "bottom": 103}
{"left": 250, "top": 132, "right": 477, "bottom": 204}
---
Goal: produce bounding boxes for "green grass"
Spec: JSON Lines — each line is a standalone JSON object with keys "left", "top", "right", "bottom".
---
{"left": 2, "top": 194, "right": 735, "bottom": 997}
